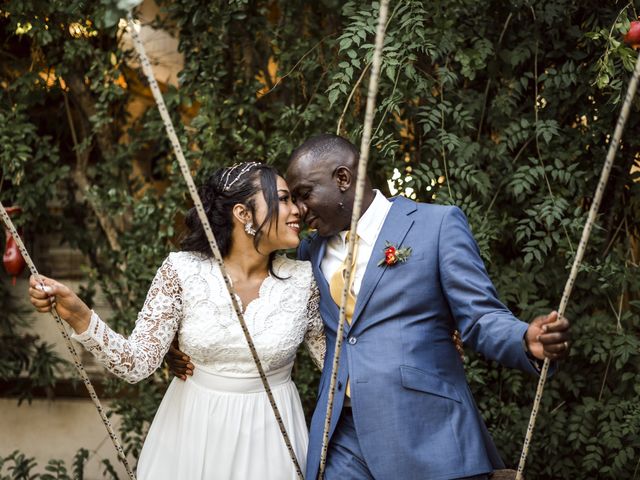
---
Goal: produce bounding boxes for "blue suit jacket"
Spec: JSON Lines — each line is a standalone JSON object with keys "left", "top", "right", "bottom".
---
{"left": 300, "top": 197, "right": 540, "bottom": 480}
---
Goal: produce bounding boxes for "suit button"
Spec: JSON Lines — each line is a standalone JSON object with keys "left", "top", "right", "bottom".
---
{"left": 337, "top": 381, "right": 343, "bottom": 390}
{"left": 348, "top": 336, "right": 357, "bottom": 345}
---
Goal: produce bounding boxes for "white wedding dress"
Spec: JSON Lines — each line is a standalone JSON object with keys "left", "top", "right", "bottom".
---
{"left": 72, "top": 252, "right": 326, "bottom": 479}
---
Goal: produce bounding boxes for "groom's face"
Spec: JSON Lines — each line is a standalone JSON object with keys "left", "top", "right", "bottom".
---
{"left": 287, "top": 154, "right": 350, "bottom": 237}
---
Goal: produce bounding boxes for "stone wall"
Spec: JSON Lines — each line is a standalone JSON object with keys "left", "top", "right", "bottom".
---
{"left": 0, "top": 241, "right": 130, "bottom": 479}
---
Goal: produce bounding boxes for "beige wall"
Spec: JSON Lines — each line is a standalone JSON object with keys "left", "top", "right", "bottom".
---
{"left": 1, "top": 268, "right": 133, "bottom": 478}
{"left": 0, "top": 398, "right": 129, "bottom": 479}
{"left": 120, "top": 0, "right": 184, "bottom": 87}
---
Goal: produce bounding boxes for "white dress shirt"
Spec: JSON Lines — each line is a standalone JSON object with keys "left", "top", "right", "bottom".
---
{"left": 321, "top": 190, "right": 392, "bottom": 296}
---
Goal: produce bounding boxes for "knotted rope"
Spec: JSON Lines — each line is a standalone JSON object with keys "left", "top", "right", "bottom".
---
{"left": 126, "top": 13, "right": 304, "bottom": 478}
{"left": 516, "top": 50, "right": 640, "bottom": 479}
{"left": 0, "top": 203, "right": 137, "bottom": 480}
{"left": 317, "top": 1, "right": 391, "bottom": 478}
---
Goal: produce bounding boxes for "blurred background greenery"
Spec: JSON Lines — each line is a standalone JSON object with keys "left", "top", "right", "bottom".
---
{"left": 1, "top": 0, "right": 639, "bottom": 478}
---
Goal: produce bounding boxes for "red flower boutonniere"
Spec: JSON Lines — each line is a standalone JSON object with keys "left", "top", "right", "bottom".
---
{"left": 377, "top": 241, "right": 412, "bottom": 267}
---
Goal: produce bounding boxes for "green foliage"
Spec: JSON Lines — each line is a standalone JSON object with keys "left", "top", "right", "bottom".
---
{"left": 0, "top": 451, "right": 38, "bottom": 480}
{"left": 1, "top": 0, "right": 640, "bottom": 478}
{"left": 0, "top": 282, "right": 68, "bottom": 404}
{"left": 0, "top": 449, "right": 90, "bottom": 480}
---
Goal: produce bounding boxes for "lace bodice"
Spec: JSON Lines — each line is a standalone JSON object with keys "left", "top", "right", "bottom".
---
{"left": 72, "top": 252, "right": 326, "bottom": 383}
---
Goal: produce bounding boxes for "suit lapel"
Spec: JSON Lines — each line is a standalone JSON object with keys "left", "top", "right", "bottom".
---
{"left": 351, "top": 197, "right": 416, "bottom": 326}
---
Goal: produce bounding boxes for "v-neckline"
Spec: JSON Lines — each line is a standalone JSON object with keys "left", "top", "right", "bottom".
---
{"left": 232, "top": 272, "right": 273, "bottom": 314}
{"left": 210, "top": 255, "right": 280, "bottom": 315}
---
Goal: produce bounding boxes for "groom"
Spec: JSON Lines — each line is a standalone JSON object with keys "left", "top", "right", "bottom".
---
{"left": 286, "top": 134, "right": 569, "bottom": 480}
{"left": 169, "top": 134, "right": 571, "bottom": 479}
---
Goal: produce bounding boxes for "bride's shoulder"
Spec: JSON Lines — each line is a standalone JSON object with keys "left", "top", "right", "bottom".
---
{"left": 164, "top": 250, "right": 209, "bottom": 272}
{"left": 272, "top": 255, "right": 313, "bottom": 283}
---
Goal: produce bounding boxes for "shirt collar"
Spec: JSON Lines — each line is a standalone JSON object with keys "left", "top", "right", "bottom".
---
{"left": 337, "top": 190, "right": 391, "bottom": 246}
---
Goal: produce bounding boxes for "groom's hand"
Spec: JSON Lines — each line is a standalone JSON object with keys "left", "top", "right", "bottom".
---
{"left": 165, "top": 335, "right": 194, "bottom": 380}
{"left": 525, "top": 311, "right": 571, "bottom": 361}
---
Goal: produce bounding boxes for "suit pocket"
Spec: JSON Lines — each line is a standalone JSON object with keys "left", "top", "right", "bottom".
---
{"left": 400, "top": 365, "right": 461, "bottom": 403}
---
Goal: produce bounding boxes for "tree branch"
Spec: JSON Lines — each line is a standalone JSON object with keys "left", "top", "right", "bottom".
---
{"left": 62, "top": 86, "right": 122, "bottom": 252}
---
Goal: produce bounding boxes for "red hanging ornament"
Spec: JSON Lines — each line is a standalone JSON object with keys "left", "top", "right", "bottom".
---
{"left": 3, "top": 206, "right": 26, "bottom": 286}
{"left": 624, "top": 20, "right": 640, "bottom": 49}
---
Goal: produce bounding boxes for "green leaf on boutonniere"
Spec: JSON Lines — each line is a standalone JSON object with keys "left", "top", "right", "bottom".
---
{"left": 377, "top": 241, "right": 412, "bottom": 267}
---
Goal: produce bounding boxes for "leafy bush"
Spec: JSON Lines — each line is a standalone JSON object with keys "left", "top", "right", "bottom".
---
{"left": 0, "top": 278, "right": 67, "bottom": 404}
{"left": 1, "top": 0, "right": 639, "bottom": 478}
{"left": 0, "top": 448, "right": 120, "bottom": 480}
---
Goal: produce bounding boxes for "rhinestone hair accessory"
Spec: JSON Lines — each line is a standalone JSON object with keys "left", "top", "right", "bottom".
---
{"left": 219, "top": 162, "right": 261, "bottom": 192}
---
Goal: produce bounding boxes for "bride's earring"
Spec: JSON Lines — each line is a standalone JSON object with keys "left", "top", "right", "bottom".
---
{"left": 244, "top": 222, "right": 256, "bottom": 236}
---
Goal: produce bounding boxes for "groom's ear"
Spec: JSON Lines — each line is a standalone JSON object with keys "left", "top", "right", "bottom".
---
{"left": 334, "top": 166, "right": 353, "bottom": 192}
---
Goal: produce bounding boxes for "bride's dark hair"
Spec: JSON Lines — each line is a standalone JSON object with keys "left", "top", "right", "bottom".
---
{"left": 181, "top": 163, "right": 282, "bottom": 269}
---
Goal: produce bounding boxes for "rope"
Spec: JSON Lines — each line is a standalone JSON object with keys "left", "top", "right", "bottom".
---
{"left": 515, "top": 50, "right": 640, "bottom": 480}
{"left": 0, "top": 203, "right": 137, "bottom": 480}
{"left": 126, "top": 13, "right": 304, "bottom": 478}
{"left": 317, "top": 1, "right": 391, "bottom": 478}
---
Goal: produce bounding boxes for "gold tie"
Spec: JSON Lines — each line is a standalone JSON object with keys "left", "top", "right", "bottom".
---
{"left": 329, "top": 232, "right": 359, "bottom": 397}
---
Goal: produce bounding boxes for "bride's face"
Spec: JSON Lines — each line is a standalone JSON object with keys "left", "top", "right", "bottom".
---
{"left": 253, "top": 176, "right": 301, "bottom": 253}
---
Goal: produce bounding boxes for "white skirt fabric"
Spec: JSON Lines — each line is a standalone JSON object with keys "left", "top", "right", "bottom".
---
{"left": 137, "top": 362, "right": 308, "bottom": 479}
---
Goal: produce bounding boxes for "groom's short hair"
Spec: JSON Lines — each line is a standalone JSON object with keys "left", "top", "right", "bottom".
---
{"left": 290, "top": 134, "right": 359, "bottom": 165}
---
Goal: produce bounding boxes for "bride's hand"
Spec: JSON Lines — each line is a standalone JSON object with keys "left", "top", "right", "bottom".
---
{"left": 28, "top": 275, "right": 92, "bottom": 333}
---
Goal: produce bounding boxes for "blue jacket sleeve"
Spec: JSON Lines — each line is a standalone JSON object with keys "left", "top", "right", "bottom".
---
{"left": 438, "top": 206, "right": 540, "bottom": 374}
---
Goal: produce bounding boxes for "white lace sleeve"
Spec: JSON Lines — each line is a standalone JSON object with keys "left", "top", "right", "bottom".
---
{"left": 71, "top": 256, "right": 183, "bottom": 383}
{"left": 304, "top": 280, "right": 326, "bottom": 370}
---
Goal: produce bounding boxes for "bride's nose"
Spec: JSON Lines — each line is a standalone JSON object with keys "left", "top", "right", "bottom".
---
{"left": 290, "top": 202, "right": 301, "bottom": 218}
{"left": 294, "top": 200, "right": 306, "bottom": 219}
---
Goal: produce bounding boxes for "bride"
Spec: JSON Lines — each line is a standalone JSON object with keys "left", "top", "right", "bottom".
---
{"left": 28, "top": 162, "right": 325, "bottom": 479}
